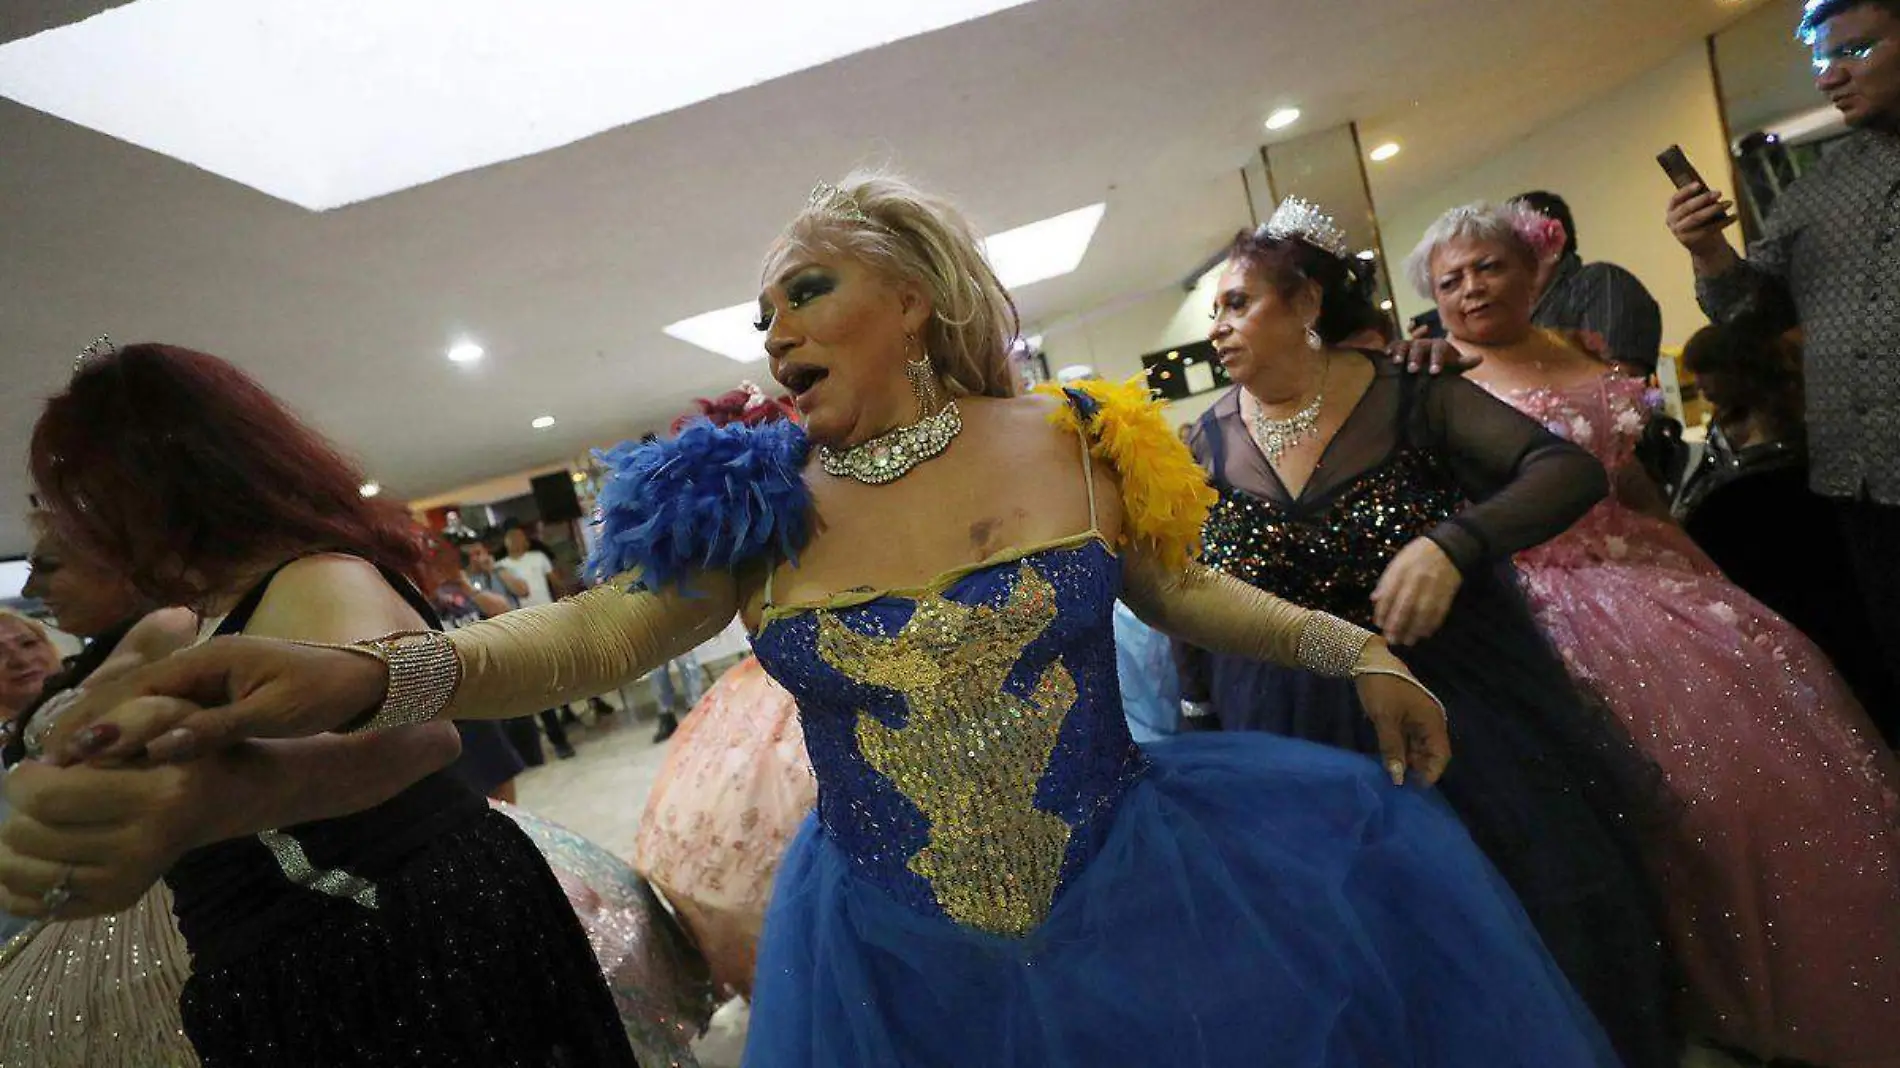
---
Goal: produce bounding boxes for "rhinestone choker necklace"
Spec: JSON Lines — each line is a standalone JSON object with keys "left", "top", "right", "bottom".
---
{"left": 819, "top": 400, "right": 963, "bottom": 485}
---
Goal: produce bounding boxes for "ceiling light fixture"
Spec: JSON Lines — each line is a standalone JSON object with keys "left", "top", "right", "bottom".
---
{"left": 359, "top": 481, "right": 382, "bottom": 498}
{"left": 1369, "top": 142, "right": 1402, "bottom": 162}
{"left": 1356, "top": 249, "right": 1378, "bottom": 261}
{"left": 447, "top": 341, "right": 485, "bottom": 364}
{"left": 531, "top": 415, "right": 556, "bottom": 429}
{"left": 1379, "top": 299, "right": 1395, "bottom": 311}
{"left": 0, "top": 0, "right": 1038, "bottom": 210}
{"left": 667, "top": 201, "right": 1108, "bottom": 363}
{"left": 1264, "top": 107, "right": 1301, "bottom": 131}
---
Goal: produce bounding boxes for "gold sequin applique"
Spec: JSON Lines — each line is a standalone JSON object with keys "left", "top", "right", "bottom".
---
{"left": 816, "top": 564, "right": 1077, "bottom": 937}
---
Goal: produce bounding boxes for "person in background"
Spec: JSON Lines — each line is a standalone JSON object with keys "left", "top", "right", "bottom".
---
{"left": 499, "top": 525, "right": 579, "bottom": 759}
{"left": 464, "top": 537, "right": 529, "bottom": 607}
{"left": 0, "top": 612, "right": 62, "bottom": 723}
{"left": 1111, "top": 602, "right": 1180, "bottom": 743}
{"left": 3, "top": 532, "right": 200, "bottom": 1066}
{"left": 0, "top": 610, "right": 65, "bottom": 945}
{"left": 1674, "top": 321, "right": 1895, "bottom": 714}
{"left": 1511, "top": 191, "right": 1664, "bottom": 373}
{"left": 424, "top": 534, "right": 529, "bottom": 802}
{"left": 1666, "top": 0, "right": 1900, "bottom": 746}
{"left": 1412, "top": 199, "right": 1900, "bottom": 1068}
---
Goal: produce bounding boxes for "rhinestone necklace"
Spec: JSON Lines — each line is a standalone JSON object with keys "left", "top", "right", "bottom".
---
{"left": 819, "top": 400, "right": 964, "bottom": 485}
{"left": 1245, "top": 363, "right": 1327, "bottom": 465}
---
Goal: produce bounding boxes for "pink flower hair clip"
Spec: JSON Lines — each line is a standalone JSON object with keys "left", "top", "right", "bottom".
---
{"left": 1512, "top": 211, "right": 1568, "bottom": 262}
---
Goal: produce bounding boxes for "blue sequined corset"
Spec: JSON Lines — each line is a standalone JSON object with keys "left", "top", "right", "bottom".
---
{"left": 749, "top": 537, "right": 1149, "bottom": 938}
{"left": 1200, "top": 450, "right": 1465, "bottom": 628}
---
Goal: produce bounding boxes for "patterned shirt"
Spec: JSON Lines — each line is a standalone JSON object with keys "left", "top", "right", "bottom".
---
{"left": 1533, "top": 253, "right": 1664, "bottom": 372}
{"left": 1697, "top": 127, "right": 1900, "bottom": 504}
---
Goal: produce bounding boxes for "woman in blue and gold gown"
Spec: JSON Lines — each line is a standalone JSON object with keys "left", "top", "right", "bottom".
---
{"left": 1178, "top": 211, "right": 1677, "bottom": 1068}
{"left": 25, "top": 175, "right": 1621, "bottom": 1067}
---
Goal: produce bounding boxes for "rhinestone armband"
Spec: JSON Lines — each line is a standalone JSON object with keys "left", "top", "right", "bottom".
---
{"left": 1295, "top": 612, "right": 1375, "bottom": 678}
{"left": 339, "top": 631, "right": 462, "bottom": 733}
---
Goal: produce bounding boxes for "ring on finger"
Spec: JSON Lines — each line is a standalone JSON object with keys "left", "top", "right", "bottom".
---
{"left": 39, "top": 865, "right": 75, "bottom": 916}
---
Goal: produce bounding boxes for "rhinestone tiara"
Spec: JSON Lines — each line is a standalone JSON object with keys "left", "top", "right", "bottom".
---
{"left": 1262, "top": 196, "right": 1350, "bottom": 260}
{"left": 72, "top": 334, "right": 114, "bottom": 372}
{"left": 807, "top": 181, "right": 874, "bottom": 226}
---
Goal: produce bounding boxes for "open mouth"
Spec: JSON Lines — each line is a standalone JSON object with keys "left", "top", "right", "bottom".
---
{"left": 777, "top": 364, "right": 829, "bottom": 399}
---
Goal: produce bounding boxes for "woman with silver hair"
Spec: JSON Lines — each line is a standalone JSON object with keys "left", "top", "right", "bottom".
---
{"left": 1409, "top": 198, "right": 1900, "bottom": 1068}
{"left": 24, "top": 175, "right": 1630, "bottom": 1067}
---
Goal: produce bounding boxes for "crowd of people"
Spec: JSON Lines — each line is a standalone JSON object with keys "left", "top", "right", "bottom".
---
{"left": 0, "top": 0, "right": 1895, "bottom": 1065}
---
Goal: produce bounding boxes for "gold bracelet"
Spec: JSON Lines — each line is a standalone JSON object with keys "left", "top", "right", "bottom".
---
{"left": 338, "top": 631, "right": 462, "bottom": 733}
{"left": 1295, "top": 612, "right": 1375, "bottom": 678}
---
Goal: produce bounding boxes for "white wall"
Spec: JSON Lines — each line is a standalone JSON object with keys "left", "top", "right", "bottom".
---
{"left": 1379, "top": 43, "right": 1730, "bottom": 350}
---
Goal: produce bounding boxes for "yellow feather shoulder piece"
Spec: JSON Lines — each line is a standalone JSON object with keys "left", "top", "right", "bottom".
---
{"left": 1036, "top": 377, "right": 1216, "bottom": 571}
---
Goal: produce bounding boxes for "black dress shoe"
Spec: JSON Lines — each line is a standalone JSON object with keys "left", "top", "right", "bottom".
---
{"left": 553, "top": 742, "right": 578, "bottom": 760}
{"left": 652, "top": 712, "right": 679, "bottom": 744}
{"left": 589, "top": 697, "right": 616, "bottom": 716}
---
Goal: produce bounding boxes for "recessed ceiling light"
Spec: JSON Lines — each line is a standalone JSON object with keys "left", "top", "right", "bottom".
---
{"left": 666, "top": 202, "right": 1107, "bottom": 363}
{"left": 983, "top": 203, "right": 1107, "bottom": 289}
{"left": 1356, "top": 249, "right": 1378, "bottom": 261}
{"left": 1379, "top": 299, "right": 1395, "bottom": 311}
{"left": 1265, "top": 108, "right": 1302, "bottom": 131}
{"left": 1369, "top": 142, "right": 1402, "bottom": 162}
{"left": 0, "top": 0, "right": 1038, "bottom": 210}
{"left": 531, "top": 415, "right": 556, "bottom": 429}
{"left": 359, "top": 481, "right": 382, "bottom": 498}
{"left": 665, "top": 303, "right": 765, "bottom": 363}
{"left": 447, "top": 341, "right": 485, "bottom": 364}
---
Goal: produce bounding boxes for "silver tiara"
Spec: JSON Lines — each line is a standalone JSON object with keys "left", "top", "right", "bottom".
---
{"left": 807, "top": 182, "right": 873, "bottom": 226}
{"left": 1262, "top": 197, "right": 1350, "bottom": 260}
{"left": 73, "top": 334, "right": 114, "bottom": 371}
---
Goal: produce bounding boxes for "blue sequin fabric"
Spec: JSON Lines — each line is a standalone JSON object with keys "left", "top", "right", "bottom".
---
{"left": 750, "top": 538, "right": 1148, "bottom": 938}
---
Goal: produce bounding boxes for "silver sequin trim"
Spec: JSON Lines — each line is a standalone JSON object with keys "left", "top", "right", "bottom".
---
{"left": 257, "top": 831, "right": 379, "bottom": 910}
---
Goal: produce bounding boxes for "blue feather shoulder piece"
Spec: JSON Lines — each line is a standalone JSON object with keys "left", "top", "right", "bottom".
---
{"left": 586, "top": 419, "right": 812, "bottom": 588}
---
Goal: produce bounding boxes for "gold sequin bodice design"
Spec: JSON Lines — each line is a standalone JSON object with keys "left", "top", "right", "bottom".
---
{"left": 752, "top": 538, "right": 1146, "bottom": 938}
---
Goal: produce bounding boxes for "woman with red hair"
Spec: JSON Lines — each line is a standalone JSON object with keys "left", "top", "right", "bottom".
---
{"left": 8, "top": 343, "right": 636, "bottom": 1065}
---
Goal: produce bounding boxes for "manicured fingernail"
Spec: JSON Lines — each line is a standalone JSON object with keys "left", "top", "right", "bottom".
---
{"left": 147, "top": 728, "right": 198, "bottom": 763}
{"left": 68, "top": 724, "right": 120, "bottom": 759}
{"left": 1387, "top": 760, "right": 1406, "bottom": 786}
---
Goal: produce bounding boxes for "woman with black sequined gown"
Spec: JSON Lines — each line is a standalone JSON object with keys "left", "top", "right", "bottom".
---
{"left": 1179, "top": 222, "right": 1679, "bottom": 1068}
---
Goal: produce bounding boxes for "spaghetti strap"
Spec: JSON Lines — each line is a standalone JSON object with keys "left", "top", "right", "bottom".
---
{"left": 1076, "top": 423, "right": 1100, "bottom": 530}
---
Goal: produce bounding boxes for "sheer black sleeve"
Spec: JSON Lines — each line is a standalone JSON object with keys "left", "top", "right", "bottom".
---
{"left": 1413, "top": 375, "right": 1609, "bottom": 574}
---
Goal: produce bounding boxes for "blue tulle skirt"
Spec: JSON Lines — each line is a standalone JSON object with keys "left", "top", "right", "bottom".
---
{"left": 745, "top": 734, "right": 1620, "bottom": 1067}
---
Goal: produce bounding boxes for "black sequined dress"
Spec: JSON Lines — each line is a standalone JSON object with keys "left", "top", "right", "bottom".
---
{"left": 1180, "top": 357, "right": 1679, "bottom": 1068}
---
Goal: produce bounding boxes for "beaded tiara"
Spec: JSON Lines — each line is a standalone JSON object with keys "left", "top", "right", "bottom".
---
{"left": 1261, "top": 197, "right": 1350, "bottom": 260}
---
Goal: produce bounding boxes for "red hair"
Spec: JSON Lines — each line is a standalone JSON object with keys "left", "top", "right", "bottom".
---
{"left": 30, "top": 343, "right": 426, "bottom": 606}
{"left": 669, "top": 386, "right": 798, "bottom": 434}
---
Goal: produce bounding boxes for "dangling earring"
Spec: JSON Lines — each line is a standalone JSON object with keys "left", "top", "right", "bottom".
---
{"left": 904, "top": 332, "right": 942, "bottom": 415}
{"left": 1305, "top": 324, "right": 1323, "bottom": 351}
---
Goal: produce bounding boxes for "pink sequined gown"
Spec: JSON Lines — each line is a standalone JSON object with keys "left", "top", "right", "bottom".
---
{"left": 634, "top": 656, "right": 815, "bottom": 995}
{"left": 1497, "top": 373, "right": 1900, "bottom": 1067}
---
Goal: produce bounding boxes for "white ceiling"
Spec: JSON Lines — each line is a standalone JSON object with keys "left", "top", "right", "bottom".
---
{"left": 0, "top": 0, "right": 1764, "bottom": 554}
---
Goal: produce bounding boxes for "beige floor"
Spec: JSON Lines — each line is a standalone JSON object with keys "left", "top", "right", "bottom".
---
{"left": 518, "top": 707, "right": 1749, "bottom": 1068}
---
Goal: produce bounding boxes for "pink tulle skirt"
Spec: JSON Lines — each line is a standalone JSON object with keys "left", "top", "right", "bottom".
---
{"left": 1518, "top": 520, "right": 1900, "bottom": 1067}
{"left": 633, "top": 657, "right": 816, "bottom": 995}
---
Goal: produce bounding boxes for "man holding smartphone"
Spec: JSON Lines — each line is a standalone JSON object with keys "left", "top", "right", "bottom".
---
{"left": 1666, "top": 0, "right": 1900, "bottom": 744}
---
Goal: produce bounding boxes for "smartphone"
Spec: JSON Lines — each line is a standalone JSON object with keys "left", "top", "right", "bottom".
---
{"left": 1658, "top": 145, "right": 1731, "bottom": 221}
{"left": 1408, "top": 309, "right": 1445, "bottom": 340}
